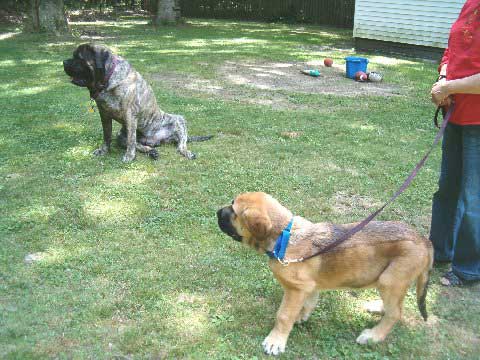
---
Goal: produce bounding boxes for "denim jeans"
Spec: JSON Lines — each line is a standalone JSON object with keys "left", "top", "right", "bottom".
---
{"left": 430, "top": 122, "right": 480, "bottom": 281}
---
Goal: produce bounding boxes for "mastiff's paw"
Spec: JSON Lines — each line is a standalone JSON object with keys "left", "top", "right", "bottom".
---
{"left": 186, "top": 151, "right": 196, "bottom": 160}
{"left": 262, "top": 334, "right": 286, "bottom": 356}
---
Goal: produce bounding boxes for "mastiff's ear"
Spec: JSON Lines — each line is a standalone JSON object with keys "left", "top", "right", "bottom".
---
{"left": 92, "top": 45, "right": 110, "bottom": 86}
{"left": 241, "top": 208, "right": 272, "bottom": 239}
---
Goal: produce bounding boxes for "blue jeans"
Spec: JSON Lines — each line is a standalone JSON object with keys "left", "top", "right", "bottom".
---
{"left": 430, "top": 123, "right": 480, "bottom": 281}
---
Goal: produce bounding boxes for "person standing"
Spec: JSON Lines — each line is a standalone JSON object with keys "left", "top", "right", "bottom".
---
{"left": 430, "top": 0, "right": 480, "bottom": 286}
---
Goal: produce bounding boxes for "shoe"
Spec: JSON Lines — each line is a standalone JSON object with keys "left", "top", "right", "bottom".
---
{"left": 440, "top": 270, "right": 479, "bottom": 287}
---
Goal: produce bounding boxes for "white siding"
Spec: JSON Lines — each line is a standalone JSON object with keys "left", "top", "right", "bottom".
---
{"left": 353, "top": 0, "right": 465, "bottom": 48}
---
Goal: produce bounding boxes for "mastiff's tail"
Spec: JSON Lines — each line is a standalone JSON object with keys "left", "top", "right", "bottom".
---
{"left": 187, "top": 135, "right": 213, "bottom": 142}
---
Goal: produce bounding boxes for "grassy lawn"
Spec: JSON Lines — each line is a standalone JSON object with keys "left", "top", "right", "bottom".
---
{"left": 1, "top": 14, "right": 479, "bottom": 359}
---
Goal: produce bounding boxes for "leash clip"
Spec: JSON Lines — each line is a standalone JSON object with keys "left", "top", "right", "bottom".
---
{"left": 277, "top": 257, "right": 304, "bottom": 266}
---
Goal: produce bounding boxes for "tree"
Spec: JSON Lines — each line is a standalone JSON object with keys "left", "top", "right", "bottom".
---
{"left": 26, "top": 0, "right": 69, "bottom": 34}
{"left": 153, "top": 0, "right": 180, "bottom": 25}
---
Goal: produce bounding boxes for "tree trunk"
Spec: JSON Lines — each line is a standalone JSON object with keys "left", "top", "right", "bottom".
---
{"left": 26, "top": 0, "right": 69, "bottom": 34}
{"left": 154, "top": 0, "right": 180, "bottom": 25}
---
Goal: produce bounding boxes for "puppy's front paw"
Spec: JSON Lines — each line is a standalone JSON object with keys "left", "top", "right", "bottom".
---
{"left": 356, "top": 329, "right": 383, "bottom": 345}
{"left": 93, "top": 147, "right": 108, "bottom": 156}
{"left": 122, "top": 153, "right": 136, "bottom": 163}
{"left": 262, "top": 334, "right": 286, "bottom": 356}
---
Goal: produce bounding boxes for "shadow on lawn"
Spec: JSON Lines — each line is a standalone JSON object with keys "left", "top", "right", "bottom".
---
{"left": 427, "top": 268, "right": 480, "bottom": 357}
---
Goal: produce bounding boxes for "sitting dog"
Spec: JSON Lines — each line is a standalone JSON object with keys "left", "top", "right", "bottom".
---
{"left": 63, "top": 43, "right": 211, "bottom": 162}
{"left": 217, "top": 192, "right": 433, "bottom": 355}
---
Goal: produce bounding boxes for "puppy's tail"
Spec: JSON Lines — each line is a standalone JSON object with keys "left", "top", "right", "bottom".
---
{"left": 416, "top": 269, "right": 430, "bottom": 321}
{"left": 187, "top": 135, "right": 213, "bottom": 142}
{"left": 416, "top": 244, "right": 433, "bottom": 321}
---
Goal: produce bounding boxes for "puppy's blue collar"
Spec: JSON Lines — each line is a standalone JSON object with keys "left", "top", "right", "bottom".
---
{"left": 266, "top": 218, "right": 294, "bottom": 261}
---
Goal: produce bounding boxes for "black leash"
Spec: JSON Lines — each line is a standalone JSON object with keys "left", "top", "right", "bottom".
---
{"left": 294, "top": 105, "right": 453, "bottom": 263}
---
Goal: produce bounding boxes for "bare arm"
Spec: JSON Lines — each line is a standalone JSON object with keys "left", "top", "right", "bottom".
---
{"left": 445, "top": 72, "right": 480, "bottom": 94}
{"left": 431, "top": 72, "right": 480, "bottom": 106}
{"left": 439, "top": 63, "right": 447, "bottom": 77}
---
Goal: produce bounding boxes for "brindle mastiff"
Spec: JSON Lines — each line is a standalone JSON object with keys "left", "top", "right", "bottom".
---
{"left": 217, "top": 192, "right": 433, "bottom": 355}
{"left": 63, "top": 43, "right": 211, "bottom": 162}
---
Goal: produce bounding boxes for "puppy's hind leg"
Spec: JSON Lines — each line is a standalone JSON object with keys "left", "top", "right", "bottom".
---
{"left": 356, "top": 259, "right": 413, "bottom": 345}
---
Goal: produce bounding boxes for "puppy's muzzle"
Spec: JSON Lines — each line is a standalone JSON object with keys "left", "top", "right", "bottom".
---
{"left": 217, "top": 206, "right": 242, "bottom": 241}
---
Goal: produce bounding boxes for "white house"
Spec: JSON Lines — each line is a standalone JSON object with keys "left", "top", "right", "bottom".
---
{"left": 353, "top": 0, "right": 465, "bottom": 56}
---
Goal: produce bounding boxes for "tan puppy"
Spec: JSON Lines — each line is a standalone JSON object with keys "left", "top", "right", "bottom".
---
{"left": 217, "top": 192, "right": 433, "bottom": 355}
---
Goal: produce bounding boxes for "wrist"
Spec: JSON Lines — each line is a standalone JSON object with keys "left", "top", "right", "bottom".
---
{"left": 443, "top": 80, "right": 454, "bottom": 95}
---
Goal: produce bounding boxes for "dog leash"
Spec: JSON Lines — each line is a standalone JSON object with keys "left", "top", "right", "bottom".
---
{"left": 433, "top": 105, "right": 447, "bottom": 128}
{"left": 276, "top": 105, "right": 454, "bottom": 265}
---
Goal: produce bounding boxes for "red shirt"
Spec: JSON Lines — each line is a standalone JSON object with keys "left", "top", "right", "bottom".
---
{"left": 440, "top": 0, "right": 480, "bottom": 125}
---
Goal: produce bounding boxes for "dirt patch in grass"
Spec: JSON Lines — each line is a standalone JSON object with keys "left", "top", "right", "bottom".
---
{"left": 332, "top": 191, "right": 381, "bottom": 216}
{"left": 153, "top": 71, "right": 302, "bottom": 110}
{"left": 220, "top": 60, "right": 400, "bottom": 96}
{"left": 153, "top": 60, "right": 402, "bottom": 110}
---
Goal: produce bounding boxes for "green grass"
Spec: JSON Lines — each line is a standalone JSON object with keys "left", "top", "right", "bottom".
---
{"left": 1, "top": 15, "right": 479, "bottom": 359}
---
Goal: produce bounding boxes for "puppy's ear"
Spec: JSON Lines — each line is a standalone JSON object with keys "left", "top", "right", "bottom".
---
{"left": 241, "top": 208, "right": 272, "bottom": 239}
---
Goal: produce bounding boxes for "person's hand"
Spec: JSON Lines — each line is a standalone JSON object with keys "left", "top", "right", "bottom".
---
{"left": 439, "top": 96, "right": 452, "bottom": 107}
{"left": 431, "top": 79, "right": 452, "bottom": 106}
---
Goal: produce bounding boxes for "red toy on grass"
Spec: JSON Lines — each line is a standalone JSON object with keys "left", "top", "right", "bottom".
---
{"left": 355, "top": 71, "right": 367, "bottom": 82}
{"left": 324, "top": 58, "right": 333, "bottom": 67}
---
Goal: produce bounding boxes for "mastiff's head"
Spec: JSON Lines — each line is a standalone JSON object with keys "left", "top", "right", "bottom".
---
{"left": 63, "top": 43, "right": 111, "bottom": 89}
{"left": 217, "top": 192, "right": 292, "bottom": 251}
